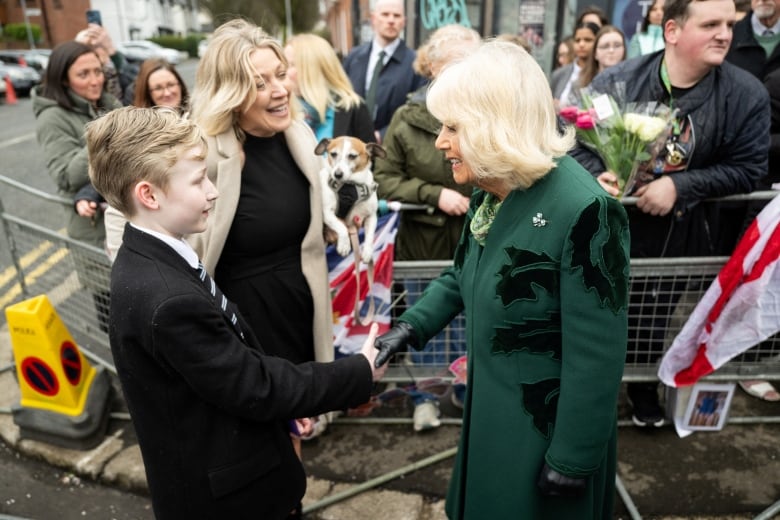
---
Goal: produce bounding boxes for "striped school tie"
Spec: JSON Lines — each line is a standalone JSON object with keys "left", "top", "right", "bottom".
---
{"left": 197, "top": 262, "right": 245, "bottom": 341}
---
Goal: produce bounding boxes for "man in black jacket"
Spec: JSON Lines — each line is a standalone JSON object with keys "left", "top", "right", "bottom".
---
{"left": 571, "top": 0, "right": 770, "bottom": 428}
{"left": 726, "top": 0, "right": 780, "bottom": 185}
{"left": 726, "top": 0, "right": 780, "bottom": 79}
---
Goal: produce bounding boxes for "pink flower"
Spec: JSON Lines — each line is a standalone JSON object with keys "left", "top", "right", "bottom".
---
{"left": 559, "top": 106, "right": 579, "bottom": 123}
{"left": 576, "top": 113, "right": 595, "bottom": 130}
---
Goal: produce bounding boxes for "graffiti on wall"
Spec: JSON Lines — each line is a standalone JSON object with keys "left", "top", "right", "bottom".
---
{"left": 420, "top": 0, "right": 471, "bottom": 29}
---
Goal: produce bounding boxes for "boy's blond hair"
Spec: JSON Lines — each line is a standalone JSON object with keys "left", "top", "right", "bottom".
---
{"left": 85, "top": 106, "right": 207, "bottom": 217}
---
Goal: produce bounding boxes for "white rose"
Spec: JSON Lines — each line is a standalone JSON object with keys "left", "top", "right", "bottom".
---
{"left": 624, "top": 113, "right": 668, "bottom": 141}
{"left": 623, "top": 113, "right": 643, "bottom": 135}
{"left": 637, "top": 116, "right": 668, "bottom": 141}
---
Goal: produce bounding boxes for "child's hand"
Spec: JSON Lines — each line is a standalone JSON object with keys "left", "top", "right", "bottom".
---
{"left": 289, "top": 418, "right": 313, "bottom": 439}
{"left": 360, "top": 323, "right": 387, "bottom": 381}
{"left": 76, "top": 200, "right": 98, "bottom": 218}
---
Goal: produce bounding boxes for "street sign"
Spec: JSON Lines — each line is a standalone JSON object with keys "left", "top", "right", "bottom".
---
{"left": 24, "top": 8, "right": 41, "bottom": 16}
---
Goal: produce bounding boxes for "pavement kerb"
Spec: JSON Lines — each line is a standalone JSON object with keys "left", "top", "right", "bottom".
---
{"left": 0, "top": 322, "right": 445, "bottom": 519}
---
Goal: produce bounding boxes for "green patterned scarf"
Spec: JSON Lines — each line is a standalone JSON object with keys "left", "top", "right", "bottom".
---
{"left": 470, "top": 193, "right": 503, "bottom": 246}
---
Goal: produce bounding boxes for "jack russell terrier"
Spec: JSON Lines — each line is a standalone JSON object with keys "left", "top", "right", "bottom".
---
{"left": 316, "top": 136, "right": 386, "bottom": 264}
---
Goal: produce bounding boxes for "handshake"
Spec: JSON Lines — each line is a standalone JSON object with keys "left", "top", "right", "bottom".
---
{"left": 362, "top": 322, "right": 587, "bottom": 498}
{"left": 360, "top": 322, "right": 418, "bottom": 381}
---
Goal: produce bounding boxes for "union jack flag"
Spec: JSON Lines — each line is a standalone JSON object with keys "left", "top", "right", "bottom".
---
{"left": 326, "top": 211, "right": 399, "bottom": 356}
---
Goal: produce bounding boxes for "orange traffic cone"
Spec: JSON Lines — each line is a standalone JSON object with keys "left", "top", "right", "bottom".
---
{"left": 5, "top": 76, "right": 17, "bottom": 105}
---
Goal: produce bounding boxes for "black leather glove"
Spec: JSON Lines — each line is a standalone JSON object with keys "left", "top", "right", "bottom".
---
{"left": 536, "top": 462, "right": 586, "bottom": 497}
{"left": 373, "top": 322, "right": 418, "bottom": 368}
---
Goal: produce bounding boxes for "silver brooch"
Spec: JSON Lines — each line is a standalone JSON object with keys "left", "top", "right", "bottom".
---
{"left": 532, "top": 213, "right": 547, "bottom": 227}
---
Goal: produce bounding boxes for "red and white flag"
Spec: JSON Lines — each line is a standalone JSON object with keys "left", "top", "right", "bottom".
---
{"left": 327, "top": 211, "right": 399, "bottom": 356}
{"left": 658, "top": 195, "right": 780, "bottom": 387}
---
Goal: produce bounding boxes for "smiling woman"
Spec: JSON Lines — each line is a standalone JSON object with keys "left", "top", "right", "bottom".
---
{"left": 32, "top": 40, "right": 122, "bottom": 331}
{"left": 131, "top": 58, "right": 189, "bottom": 113}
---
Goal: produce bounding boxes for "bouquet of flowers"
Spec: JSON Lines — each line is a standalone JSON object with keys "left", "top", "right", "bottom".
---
{"left": 560, "top": 84, "right": 675, "bottom": 197}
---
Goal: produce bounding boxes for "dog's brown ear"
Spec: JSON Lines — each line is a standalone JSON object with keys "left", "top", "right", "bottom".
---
{"left": 314, "top": 138, "right": 331, "bottom": 156}
{"left": 366, "top": 143, "right": 387, "bottom": 159}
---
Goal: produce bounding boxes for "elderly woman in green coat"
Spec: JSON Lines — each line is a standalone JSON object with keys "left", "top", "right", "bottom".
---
{"left": 375, "top": 41, "right": 630, "bottom": 519}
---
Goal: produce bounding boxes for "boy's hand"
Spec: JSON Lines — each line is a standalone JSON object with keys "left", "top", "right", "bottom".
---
{"left": 360, "top": 323, "right": 387, "bottom": 381}
{"left": 289, "top": 418, "right": 313, "bottom": 439}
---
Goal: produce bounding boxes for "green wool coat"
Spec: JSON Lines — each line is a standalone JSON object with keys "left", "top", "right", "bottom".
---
{"left": 374, "top": 89, "right": 473, "bottom": 261}
{"left": 33, "top": 87, "right": 122, "bottom": 247}
{"left": 399, "top": 156, "right": 630, "bottom": 519}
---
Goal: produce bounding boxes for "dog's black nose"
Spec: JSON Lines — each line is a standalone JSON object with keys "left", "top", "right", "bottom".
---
{"left": 334, "top": 169, "right": 344, "bottom": 179}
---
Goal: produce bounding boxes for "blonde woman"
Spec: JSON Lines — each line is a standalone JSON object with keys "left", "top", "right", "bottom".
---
{"left": 284, "top": 33, "right": 374, "bottom": 142}
{"left": 374, "top": 41, "right": 630, "bottom": 518}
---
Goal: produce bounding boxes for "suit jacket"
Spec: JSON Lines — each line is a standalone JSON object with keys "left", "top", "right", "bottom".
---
{"left": 342, "top": 40, "right": 427, "bottom": 137}
{"left": 110, "top": 224, "right": 373, "bottom": 519}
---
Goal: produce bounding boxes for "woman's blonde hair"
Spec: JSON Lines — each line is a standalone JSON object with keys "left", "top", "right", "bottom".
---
{"left": 285, "top": 33, "right": 362, "bottom": 124}
{"left": 190, "top": 18, "right": 294, "bottom": 137}
{"left": 427, "top": 40, "right": 575, "bottom": 190}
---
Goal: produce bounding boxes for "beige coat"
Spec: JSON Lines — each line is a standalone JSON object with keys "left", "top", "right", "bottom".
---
{"left": 105, "top": 120, "right": 333, "bottom": 362}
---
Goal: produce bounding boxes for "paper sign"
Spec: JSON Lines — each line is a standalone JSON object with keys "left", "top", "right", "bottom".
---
{"left": 592, "top": 94, "right": 614, "bottom": 120}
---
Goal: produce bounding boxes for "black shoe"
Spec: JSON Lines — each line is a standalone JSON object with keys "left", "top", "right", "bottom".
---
{"left": 627, "top": 383, "right": 665, "bottom": 428}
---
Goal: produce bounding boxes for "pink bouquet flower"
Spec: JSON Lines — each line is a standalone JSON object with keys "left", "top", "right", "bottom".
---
{"left": 561, "top": 87, "right": 675, "bottom": 197}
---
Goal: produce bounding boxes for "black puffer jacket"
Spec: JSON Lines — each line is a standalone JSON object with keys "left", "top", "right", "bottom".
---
{"left": 571, "top": 51, "right": 769, "bottom": 257}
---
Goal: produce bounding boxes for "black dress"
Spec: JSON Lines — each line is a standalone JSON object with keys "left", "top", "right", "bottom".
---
{"left": 215, "top": 133, "right": 315, "bottom": 364}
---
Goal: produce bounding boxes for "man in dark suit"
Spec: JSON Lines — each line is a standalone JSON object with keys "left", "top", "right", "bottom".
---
{"left": 342, "top": 0, "right": 427, "bottom": 140}
{"left": 85, "top": 106, "right": 386, "bottom": 520}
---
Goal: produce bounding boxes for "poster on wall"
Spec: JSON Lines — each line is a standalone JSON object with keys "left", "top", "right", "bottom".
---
{"left": 518, "top": 0, "right": 546, "bottom": 50}
{"left": 612, "top": 0, "right": 653, "bottom": 40}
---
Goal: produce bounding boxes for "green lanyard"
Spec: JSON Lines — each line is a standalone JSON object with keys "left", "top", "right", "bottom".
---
{"left": 660, "top": 59, "right": 681, "bottom": 136}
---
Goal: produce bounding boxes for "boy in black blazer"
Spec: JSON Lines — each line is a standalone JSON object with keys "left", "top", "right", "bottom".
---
{"left": 85, "top": 106, "right": 386, "bottom": 519}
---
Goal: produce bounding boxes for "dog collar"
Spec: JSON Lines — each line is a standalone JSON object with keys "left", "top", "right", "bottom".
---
{"left": 329, "top": 179, "right": 377, "bottom": 202}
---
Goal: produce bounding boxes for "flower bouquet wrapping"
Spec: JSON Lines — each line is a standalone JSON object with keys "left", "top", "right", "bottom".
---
{"left": 560, "top": 84, "right": 675, "bottom": 197}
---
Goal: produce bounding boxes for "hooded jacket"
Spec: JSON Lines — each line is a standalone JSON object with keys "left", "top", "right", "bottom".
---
{"left": 33, "top": 86, "right": 122, "bottom": 246}
{"left": 374, "top": 87, "right": 472, "bottom": 261}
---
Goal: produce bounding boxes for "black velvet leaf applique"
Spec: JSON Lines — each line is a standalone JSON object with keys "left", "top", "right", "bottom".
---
{"left": 492, "top": 312, "right": 562, "bottom": 360}
{"left": 569, "top": 199, "right": 628, "bottom": 313}
{"left": 497, "top": 248, "right": 560, "bottom": 307}
{"left": 522, "top": 378, "right": 560, "bottom": 439}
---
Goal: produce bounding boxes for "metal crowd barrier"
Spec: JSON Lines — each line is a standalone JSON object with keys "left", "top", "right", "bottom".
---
{"left": 1, "top": 174, "right": 779, "bottom": 386}
{"left": 3, "top": 176, "right": 780, "bottom": 518}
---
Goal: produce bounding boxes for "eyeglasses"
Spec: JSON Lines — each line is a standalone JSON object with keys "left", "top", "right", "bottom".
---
{"left": 150, "top": 82, "right": 180, "bottom": 94}
{"left": 597, "top": 43, "right": 624, "bottom": 51}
